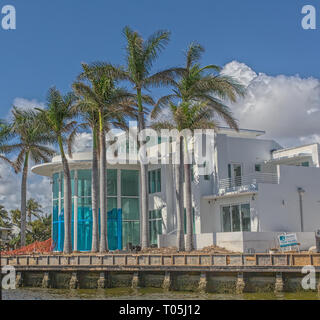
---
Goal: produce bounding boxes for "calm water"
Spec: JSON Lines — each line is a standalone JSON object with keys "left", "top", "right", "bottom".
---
{"left": 2, "top": 288, "right": 320, "bottom": 300}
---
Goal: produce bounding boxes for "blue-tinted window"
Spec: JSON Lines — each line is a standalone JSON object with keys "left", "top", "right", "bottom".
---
{"left": 148, "top": 169, "right": 161, "bottom": 194}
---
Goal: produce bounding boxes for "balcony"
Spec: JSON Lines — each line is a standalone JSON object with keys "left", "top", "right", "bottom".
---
{"left": 217, "top": 173, "right": 279, "bottom": 196}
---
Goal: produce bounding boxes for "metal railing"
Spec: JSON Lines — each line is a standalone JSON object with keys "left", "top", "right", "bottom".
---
{"left": 217, "top": 173, "right": 279, "bottom": 195}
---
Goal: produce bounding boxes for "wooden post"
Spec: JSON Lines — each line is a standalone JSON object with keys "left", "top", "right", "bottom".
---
{"left": 236, "top": 272, "right": 245, "bottom": 294}
{"left": 198, "top": 272, "right": 208, "bottom": 293}
{"left": 274, "top": 272, "right": 284, "bottom": 293}
{"left": 42, "top": 272, "right": 50, "bottom": 288}
{"left": 69, "top": 272, "right": 78, "bottom": 289}
{"left": 97, "top": 272, "right": 106, "bottom": 289}
{"left": 132, "top": 272, "right": 139, "bottom": 289}
{"left": 15, "top": 272, "right": 23, "bottom": 288}
{"left": 162, "top": 271, "right": 171, "bottom": 291}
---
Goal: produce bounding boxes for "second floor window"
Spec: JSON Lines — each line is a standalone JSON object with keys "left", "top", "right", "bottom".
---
{"left": 148, "top": 169, "right": 161, "bottom": 194}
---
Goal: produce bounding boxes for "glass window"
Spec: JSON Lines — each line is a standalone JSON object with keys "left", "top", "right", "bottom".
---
{"left": 107, "top": 197, "right": 117, "bottom": 212}
{"left": 107, "top": 169, "right": 117, "bottom": 196}
{"left": 221, "top": 206, "right": 231, "bottom": 232}
{"left": 156, "top": 170, "right": 161, "bottom": 192}
{"left": 255, "top": 164, "right": 261, "bottom": 172}
{"left": 149, "top": 209, "right": 163, "bottom": 245}
{"left": 241, "top": 204, "right": 251, "bottom": 232}
{"left": 61, "top": 173, "right": 64, "bottom": 196}
{"left": 301, "top": 162, "right": 309, "bottom": 167}
{"left": 122, "top": 221, "right": 140, "bottom": 246}
{"left": 52, "top": 173, "right": 59, "bottom": 199}
{"left": 53, "top": 199, "right": 59, "bottom": 223}
{"left": 121, "top": 198, "right": 140, "bottom": 220}
{"left": 78, "top": 170, "right": 92, "bottom": 198}
{"left": 231, "top": 205, "right": 241, "bottom": 232}
{"left": 221, "top": 204, "right": 251, "bottom": 232}
{"left": 121, "top": 170, "right": 139, "bottom": 196}
{"left": 70, "top": 171, "right": 75, "bottom": 196}
{"left": 148, "top": 169, "right": 161, "bottom": 194}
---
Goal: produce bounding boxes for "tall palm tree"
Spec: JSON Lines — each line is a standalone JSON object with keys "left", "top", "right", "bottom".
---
{"left": 0, "top": 205, "right": 11, "bottom": 229}
{"left": 152, "top": 43, "right": 245, "bottom": 251}
{"left": 68, "top": 103, "right": 100, "bottom": 253}
{"left": 26, "top": 198, "right": 43, "bottom": 224}
{"left": 0, "top": 119, "right": 16, "bottom": 172}
{"left": 3, "top": 108, "right": 55, "bottom": 247}
{"left": 84, "top": 27, "right": 183, "bottom": 249}
{"left": 36, "top": 88, "right": 77, "bottom": 254}
{"left": 73, "top": 64, "right": 138, "bottom": 252}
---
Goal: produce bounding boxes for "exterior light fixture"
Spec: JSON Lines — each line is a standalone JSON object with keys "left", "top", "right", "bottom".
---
{"left": 297, "top": 187, "right": 306, "bottom": 232}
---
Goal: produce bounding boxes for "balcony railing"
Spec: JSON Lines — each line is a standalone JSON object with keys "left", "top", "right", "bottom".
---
{"left": 217, "top": 173, "right": 279, "bottom": 195}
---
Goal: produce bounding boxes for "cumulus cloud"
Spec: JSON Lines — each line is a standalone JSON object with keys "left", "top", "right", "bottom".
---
{"left": 6, "top": 98, "right": 45, "bottom": 119}
{"left": 0, "top": 162, "right": 51, "bottom": 213}
{"left": 72, "top": 132, "right": 93, "bottom": 153}
{"left": 221, "top": 61, "right": 320, "bottom": 147}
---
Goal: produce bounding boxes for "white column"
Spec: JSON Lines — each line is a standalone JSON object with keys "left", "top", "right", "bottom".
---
{"left": 73, "top": 170, "right": 78, "bottom": 251}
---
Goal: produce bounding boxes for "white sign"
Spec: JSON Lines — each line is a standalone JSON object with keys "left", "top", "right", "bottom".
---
{"left": 278, "top": 233, "right": 298, "bottom": 248}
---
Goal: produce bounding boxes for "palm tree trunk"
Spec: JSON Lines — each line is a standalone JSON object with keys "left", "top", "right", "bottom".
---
{"left": 183, "top": 138, "right": 193, "bottom": 252}
{"left": 137, "top": 88, "right": 149, "bottom": 249}
{"left": 91, "top": 127, "right": 99, "bottom": 252}
{"left": 58, "top": 136, "right": 72, "bottom": 254}
{"left": 99, "top": 112, "right": 108, "bottom": 252}
{"left": 175, "top": 136, "right": 185, "bottom": 251}
{"left": 20, "top": 152, "right": 29, "bottom": 247}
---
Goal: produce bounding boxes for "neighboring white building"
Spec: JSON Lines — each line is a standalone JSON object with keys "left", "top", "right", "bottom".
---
{"left": 0, "top": 227, "right": 11, "bottom": 247}
{"left": 32, "top": 127, "right": 320, "bottom": 253}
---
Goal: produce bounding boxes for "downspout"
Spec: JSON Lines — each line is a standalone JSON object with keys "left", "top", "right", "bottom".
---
{"left": 297, "top": 187, "right": 305, "bottom": 232}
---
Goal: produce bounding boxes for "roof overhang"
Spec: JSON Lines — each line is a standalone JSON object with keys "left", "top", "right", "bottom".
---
{"left": 203, "top": 191, "right": 257, "bottom": 201}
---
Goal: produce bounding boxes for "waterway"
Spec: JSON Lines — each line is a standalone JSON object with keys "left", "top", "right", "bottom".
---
{"left": 2, "top": 287, "right": 320, "bottom": 300}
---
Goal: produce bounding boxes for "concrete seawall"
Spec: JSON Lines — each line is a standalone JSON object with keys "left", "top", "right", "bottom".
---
{"left": 1, "top": 253, "right": 320, "bottom": 293}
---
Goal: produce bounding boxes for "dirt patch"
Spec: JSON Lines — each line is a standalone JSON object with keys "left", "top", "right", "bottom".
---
{"left": 140, "top": 245, "right": 236, "bottom": 255}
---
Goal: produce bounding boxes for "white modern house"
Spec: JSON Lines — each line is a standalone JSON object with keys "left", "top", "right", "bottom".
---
{"left": 31, "top": 127, "right": 320, "bottom": 253}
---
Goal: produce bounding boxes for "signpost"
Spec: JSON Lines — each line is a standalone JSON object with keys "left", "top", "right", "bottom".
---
{"left": 278, "top": 233, "right": 299, "bottom": 252}
{"left": 316, "top": 230, "right": 320, "bottom": 253}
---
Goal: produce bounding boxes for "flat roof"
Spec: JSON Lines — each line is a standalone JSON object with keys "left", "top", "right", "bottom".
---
{"left": 216, "top": 127, "right": 266, "bottom": 138}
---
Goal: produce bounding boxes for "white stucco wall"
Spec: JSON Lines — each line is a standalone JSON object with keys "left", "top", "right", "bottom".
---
{"left": 257, "top": 165, "right": 320, "bottom": 233}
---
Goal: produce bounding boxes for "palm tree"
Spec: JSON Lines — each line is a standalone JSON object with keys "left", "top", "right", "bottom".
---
{"left": 36, "top": 88, "right": 77, "bottom": 254}
{"left": 73, "top": 65, "right": 138, "bottom": 252}
{"left": 26, "top": 198, "right": 43, "bottom": 224}
{"left": 68, "top": 103, "right": 100, "bottom": 253}
{"left": 0, "top": 205, "right": 11, "bottom": 228}
{"left": 0, "top": 119, "right": 16, "bottom": 172}
{"left": 3, "top": 108, "right": 55, "bottom": 247}
{"left": 151, "top": 43, "right": 245, "bottom": 251}
{"left": 84, "top": 27, "right": 183, "bottom": 249}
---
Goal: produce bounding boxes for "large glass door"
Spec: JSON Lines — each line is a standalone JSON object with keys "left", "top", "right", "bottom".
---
{"left": 221, "top": 203, "right": 251, "bottom": 232}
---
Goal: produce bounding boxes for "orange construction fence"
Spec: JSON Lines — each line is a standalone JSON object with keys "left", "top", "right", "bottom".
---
{"left": 1, "top": 238, "right": 54, "bottom": 256}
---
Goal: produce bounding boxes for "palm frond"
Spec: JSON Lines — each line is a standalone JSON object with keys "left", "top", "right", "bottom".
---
{"left": 185, "top": 42, "right": 205, "bottom": 69}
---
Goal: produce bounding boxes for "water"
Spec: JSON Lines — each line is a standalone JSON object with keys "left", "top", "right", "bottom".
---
{"left": 2, "top": 288, "right": 320, "bottom": 300}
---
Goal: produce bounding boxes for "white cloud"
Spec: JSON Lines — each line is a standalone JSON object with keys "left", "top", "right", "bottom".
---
{"left": 221, "top": 61, "right": 320, "bottom": 147}
{"left": 1, "top": 98, "right": 50, "bottom": 213}
{"left": 12, "top": 98, "right": 45, "bottom": 110}
{"left": 72, "top": 132, "right": 92, "bottom": 153}
{"left": 7, "top": 98, "right": 45, "bottom": 119}
{"left": 0, "top": 161, "right": 51, "bottom": 213}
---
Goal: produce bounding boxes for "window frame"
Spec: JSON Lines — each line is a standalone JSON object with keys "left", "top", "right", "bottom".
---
{"left": 148, "top": 168, "right": 162, "bottom": 194}
{"left": 220, "top": 203, "right": 251, "bottom": 233}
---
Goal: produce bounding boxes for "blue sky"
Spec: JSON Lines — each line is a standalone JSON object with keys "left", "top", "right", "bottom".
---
{"left": 1, "top": 0, "right": 320, "bottom": 211}
{"left": 0, "top": 0, "right": 319, "bottom": 119}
